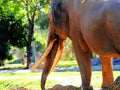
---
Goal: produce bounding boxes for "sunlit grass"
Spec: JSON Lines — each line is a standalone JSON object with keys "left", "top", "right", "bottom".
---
{"left": 56, "top": 60, "right": 78, "bottom": 67}
{"left": 0, "top": 77, "right": 58, "bottom": 90}
{"left": 0, "top": 60, "right": 120, "bottom": 89}
{"left": 0, "top": 60, "right": 78, "bottom": 70}
{"left": 0, "top": 72, "right": 57, "bottom": 90}
{"left": 0, "top": 71, "right": 120, "bottom": 90}
{"left": 0, "top": 72, "right": 80, "bottom": 77}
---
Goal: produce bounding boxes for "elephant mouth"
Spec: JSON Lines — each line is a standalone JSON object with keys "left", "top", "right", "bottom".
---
{"left": 31, "top": 38, "right": 63, "bottom": 73}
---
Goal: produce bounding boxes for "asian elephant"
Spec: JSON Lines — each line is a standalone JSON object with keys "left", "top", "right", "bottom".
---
{"left": 31, "top": 0, "right": 120, "bottom": 89}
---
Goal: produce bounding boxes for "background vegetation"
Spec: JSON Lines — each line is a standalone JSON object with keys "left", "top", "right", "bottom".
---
{"left": 0, "top": 0, "right": 82, "bottom": 66}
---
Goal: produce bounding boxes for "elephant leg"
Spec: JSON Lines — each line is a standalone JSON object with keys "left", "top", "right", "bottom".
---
{"left": 73, "top": 43, "right": 93, "bottom": 90}
{"left": 100, "top": 56, "right": 114, "bottom": 88}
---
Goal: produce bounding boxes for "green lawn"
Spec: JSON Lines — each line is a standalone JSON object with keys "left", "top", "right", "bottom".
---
{"left": 0, "top": 72, "right": 57, "bottom": 90}
{"left": 0, "top": 60, "right": 78, "bottom": 70}
{"left": 56, "top": 60, "right": 78, "bottom": 67}
{"left": 0, "top": 64, "right": 26, "bottom": 70}
{"left": 0, "top": 71, "right": 120, "bottom": 90}
{"left": 0, "top": 61, "right": 120, "bottom": 90}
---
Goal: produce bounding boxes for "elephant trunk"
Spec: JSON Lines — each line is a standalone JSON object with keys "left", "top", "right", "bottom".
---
{"left": 50, "top": 40, "right": 64, "bottom": 72}
{"left": 41, "top": 35, "right": 64, "bottom": 89}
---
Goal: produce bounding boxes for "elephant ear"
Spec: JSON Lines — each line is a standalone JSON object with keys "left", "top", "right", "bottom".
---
{"left": 51, "top": 1, "right": 62, "bottom": 27}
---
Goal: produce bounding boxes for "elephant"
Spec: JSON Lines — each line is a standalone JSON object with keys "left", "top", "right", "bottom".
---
{"left": 31, "top": 0, "right": 120, "bottom": 89}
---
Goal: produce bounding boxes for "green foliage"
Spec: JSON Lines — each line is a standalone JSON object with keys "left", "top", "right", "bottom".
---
{"left": 0, "top": 13, "right": 26, "bottom": 53}
{"left": 0, "top": 0, "right": 26, "bottom": 20}
{"left": 92, "top": 52, "right": 99, "bottom": 58}
{"left": 61, "top": 38, "right": 75, "bottom": 61}
{"left": 36, "top": 12, "right": 49, "bottom": 30}
{"left": 7, "top": 17, "right": 27, "bottom": 48}
{"left": 34, "top": 29, "right": 48, "bottom": 52}
{"left": 0, "top": 16, "right": 11, "bottom": 61}
{"left": 34, "top": 0, "right": 50, "bottom": 30}
{"left": 0, "top": 1, "right": 27, "bottom": 63}
{"left": 0, "top": 0, "right": 51, "bottom": 64}
{"left": 17, "top": 0, "right": 50, "bottom": 64}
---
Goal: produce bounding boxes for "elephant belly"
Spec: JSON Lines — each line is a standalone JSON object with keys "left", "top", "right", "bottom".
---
{"left": 80, "top": 2, "right": 120, "bottom": 57}
{"left": 82, "top": 26, "right": 120, "bottom": 57}
{"left": 81, "top": 18, "right": 120, "bottom": 57}
{"left": 86, "top": 37, "right": 120, "bottom": 57}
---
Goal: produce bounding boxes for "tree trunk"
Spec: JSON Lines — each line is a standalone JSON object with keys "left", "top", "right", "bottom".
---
{"left": 25, "top": 44, "right": 32, "bottom": 69}
{"left": 25, "top": 7, "right": 35, "bottom": 69}
{"left": 25, "top": 21, "right": 34, "bottom": 69}
{"left": 0, "top": 60, "right": 5, "bottom": 66}
{"left": 22, "top": 52, "right": 25, "bottom": 65}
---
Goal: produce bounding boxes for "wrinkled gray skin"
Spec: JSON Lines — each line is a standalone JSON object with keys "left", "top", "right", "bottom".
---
{"left": 41, "top": 0, "right": 120, "bottom": 90}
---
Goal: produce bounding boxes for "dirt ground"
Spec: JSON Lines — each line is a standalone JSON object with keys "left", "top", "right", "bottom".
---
{"left": 9, "top": 82, "right": 120, "bottom": 90}
{"left": 9, "top": 85, "right": 109, "bottom": 90}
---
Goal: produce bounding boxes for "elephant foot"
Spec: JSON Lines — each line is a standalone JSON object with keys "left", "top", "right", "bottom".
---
{"left": 80, "top": 85, "right": 93, "bottom": 90}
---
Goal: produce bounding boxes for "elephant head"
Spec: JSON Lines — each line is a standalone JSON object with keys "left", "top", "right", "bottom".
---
{"left": 41, "top": 1, "right": 70, "bottom": 89}
{"left": 30, "top": 1, "right": 70, "bottom": 89}
{"left": 39, "top": 1, "right": 92, "bottom": 89}
{"left": 31, "top": 0, "right": 69, "bottom": 73}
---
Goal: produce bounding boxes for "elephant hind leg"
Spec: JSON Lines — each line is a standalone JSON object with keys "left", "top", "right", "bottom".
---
{"left": 100, "top": 56, "right": 114, "bottom": 88}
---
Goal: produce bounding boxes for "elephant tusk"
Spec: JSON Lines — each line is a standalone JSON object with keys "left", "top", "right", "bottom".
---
{"left": 30, "top": 39, "right": 56, "bottom": 72}
{"left": 49, "top": 41, "right": 64, "bottom": 73}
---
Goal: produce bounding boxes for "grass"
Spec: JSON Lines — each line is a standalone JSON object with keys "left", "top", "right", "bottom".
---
{"left": 0, "top": 72, "right": 58, "bottom": 90}
{"left": 0, "top": 64, "right": 26, "bottom": 70}
{"left": 0, "top": 71, "right": 120, "bottom": 90}
{"left": 0, "top": 72, "right": 79, "bottom": 90}
{"left": 0, "top": 61, "right": 120, "bottom": 90}
{"left": 0, "top": 60, "right": 78, "bottom": 70}
{"left": 56, "top": 60, "right": 78, "bottom": 67}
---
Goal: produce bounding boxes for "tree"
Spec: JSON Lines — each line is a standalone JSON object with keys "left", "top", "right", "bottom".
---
{"left": 20, "top": 0, "right": 50, "bottom": 68}
{"left": 0, "top": 21, "right": 11, "bottom": 66}
{"left": 0, "top": 14, "right": 27, "bottom": 66}
{"left": 0, "top": 1, "right": 27, "bottom": 66}
{"left": 0, "top": 0, "right": 50, "bottom": 67}
{"left": 36, "top": 12, "right": 49, "bottom": 30}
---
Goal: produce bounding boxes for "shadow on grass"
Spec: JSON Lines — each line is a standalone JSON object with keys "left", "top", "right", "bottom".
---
{"left": 0, "top": 64, "right": 26, "bottom": 70}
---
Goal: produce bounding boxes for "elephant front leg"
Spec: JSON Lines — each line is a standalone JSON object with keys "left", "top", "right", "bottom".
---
{"left": 100, "top": 56, "right": 114, "bottom": 88}
{"left": 73, "top": 43, "right": 93, "bottom": 90}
